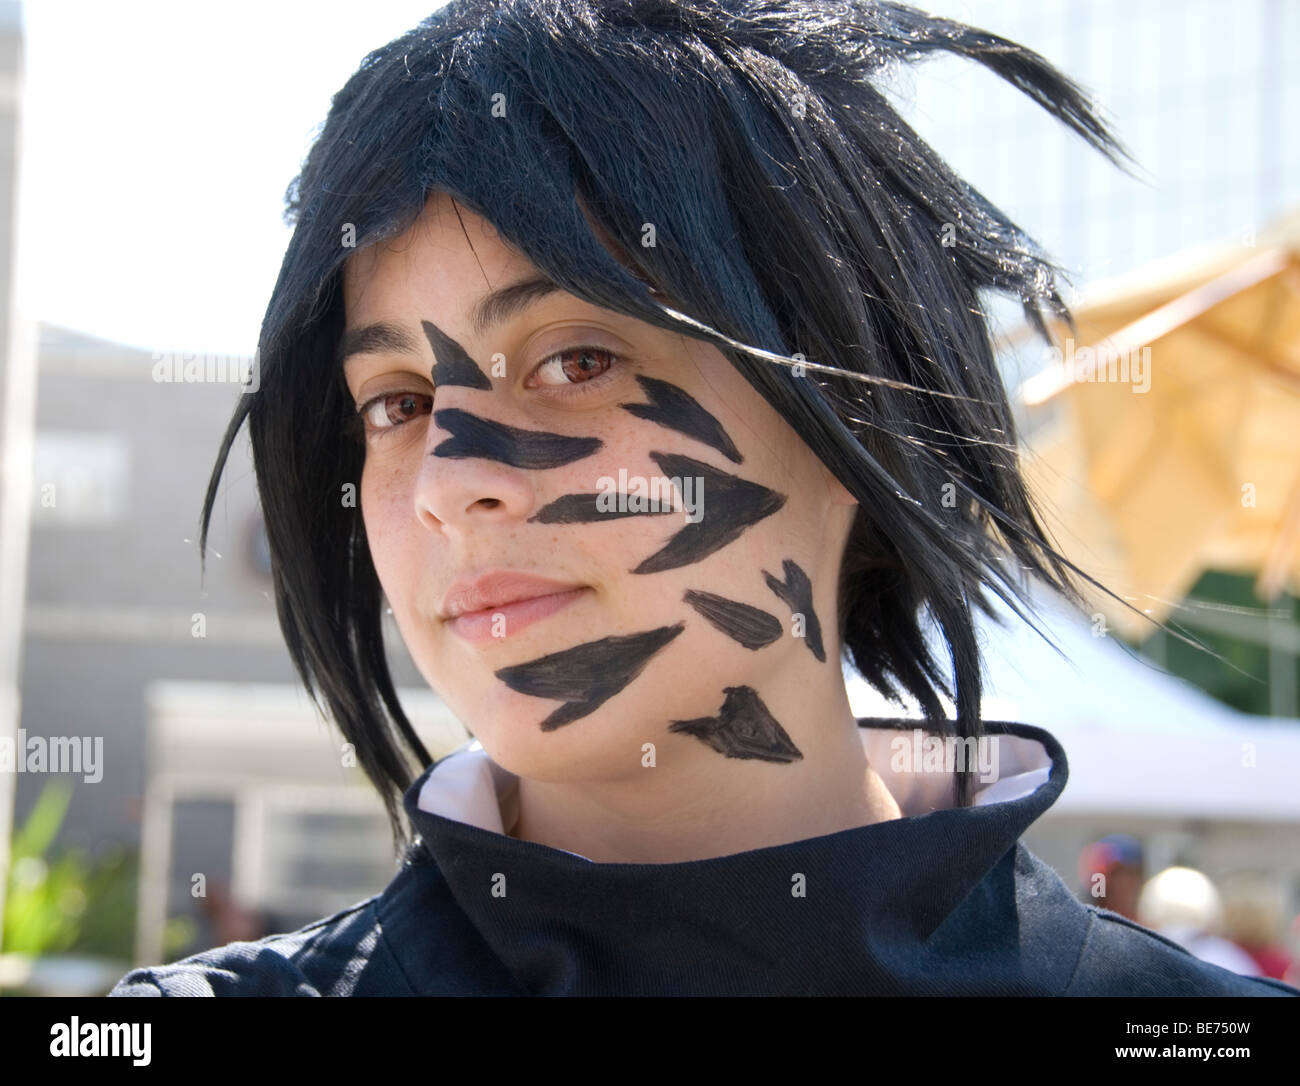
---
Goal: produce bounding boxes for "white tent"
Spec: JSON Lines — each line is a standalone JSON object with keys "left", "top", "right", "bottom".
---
{"left": 844, "top": 577, "right": 1300, "bottom": 822}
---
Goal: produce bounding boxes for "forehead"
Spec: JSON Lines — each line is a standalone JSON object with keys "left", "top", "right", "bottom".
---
{"left": 342, "top": 193, "right": 538, "bottom": 325}
{"left": 342, "top": 188, "right": 664, "bottom": 324}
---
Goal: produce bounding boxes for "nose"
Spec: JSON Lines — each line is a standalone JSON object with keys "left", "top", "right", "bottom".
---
{"left": 413, "top": 390, "right": 539, "bottom": 534}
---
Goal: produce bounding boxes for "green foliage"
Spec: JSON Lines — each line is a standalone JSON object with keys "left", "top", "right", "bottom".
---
{"left": 1135, "top": 571, "right": 1299, "bottom": 716}
{"left": 163, "top": 915, "right": 198, "bottom": 959}
{"left": 3, "top": 780, "right": 138, "bottom": 959}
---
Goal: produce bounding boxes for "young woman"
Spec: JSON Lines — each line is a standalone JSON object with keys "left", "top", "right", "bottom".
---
{"left": 110, "top": 0, "right": 1296, "bottom": 996}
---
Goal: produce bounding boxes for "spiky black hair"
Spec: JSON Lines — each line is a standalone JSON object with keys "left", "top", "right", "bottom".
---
{"left": 202, "top": 0, "right": 1149, "bottom": 846}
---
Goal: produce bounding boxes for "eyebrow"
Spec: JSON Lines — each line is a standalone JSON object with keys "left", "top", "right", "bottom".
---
{"left": 338, "top": 273, "right": 565, "bottom": 372}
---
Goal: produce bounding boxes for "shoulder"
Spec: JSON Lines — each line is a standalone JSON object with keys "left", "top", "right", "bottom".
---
{"left": 1000, "top": 846, "right": 1297, "bottom": 996}
{"left": 108, "top": 863, "right": 426, "bottom": 997}
{"left": 1065, "top": 905, "right": 1300, "bottom": 996}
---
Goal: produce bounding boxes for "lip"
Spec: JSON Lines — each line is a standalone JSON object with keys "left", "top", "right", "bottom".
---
{"left": 440, "top": 571, "right": 590, "bottom": 643}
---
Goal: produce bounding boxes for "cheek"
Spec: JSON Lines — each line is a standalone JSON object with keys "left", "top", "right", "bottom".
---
{"left": 359, "top": 458, "right": 419, "bottom": 603}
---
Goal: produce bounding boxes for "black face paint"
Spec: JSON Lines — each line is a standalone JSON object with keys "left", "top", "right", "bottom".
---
{"left": 620, "top": 375, "right": 743, "bottom": 464}
{"left": 495, "top": 623, "right": 685, "bottom": 731}
{"left": 529, "top": 493, "right": 678, "bottom": 524}
{"left": 682, "top": 590, "right": 782, "bottom": 650}
{"left": 422, "top": 319, "right": 492, "bottom": 390}
{"left": 763, "top": 559, "right": 826, "bottom": 662}
{"left": 432, "top": 408, "right": 602, "bottom": 469}
{"left": 632, "top": 452, "right": 786, "bottom": 574}
{"left": 669, "top": 685, "right": 803, "bottom": 763}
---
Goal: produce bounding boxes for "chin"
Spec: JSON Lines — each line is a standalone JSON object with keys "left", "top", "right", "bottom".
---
{"left": 471, "top": 710, "right": 645, "bottom": 784}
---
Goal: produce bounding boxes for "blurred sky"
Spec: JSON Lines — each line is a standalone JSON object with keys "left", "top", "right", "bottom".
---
{"left": 21, "top": 0, "right": 452, "bottom": 356}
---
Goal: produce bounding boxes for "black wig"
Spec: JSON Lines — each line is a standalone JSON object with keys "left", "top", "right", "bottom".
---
{"left": 201, "top": 0, "right": 1150, "bottom": 845}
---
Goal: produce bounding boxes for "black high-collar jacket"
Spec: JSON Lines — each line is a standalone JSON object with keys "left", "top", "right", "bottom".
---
{"left": 109, "top": 719, "right": 1298, "bottom": 996}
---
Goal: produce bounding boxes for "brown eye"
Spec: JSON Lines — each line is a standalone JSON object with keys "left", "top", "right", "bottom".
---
{"left": 533, "top": 346, "right": 616, "bottom": 388}
{"left": 359, "top": 391, "right": 434, "bottom": 433}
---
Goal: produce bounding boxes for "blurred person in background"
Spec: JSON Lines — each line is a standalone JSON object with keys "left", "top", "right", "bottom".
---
{"left": 1138, "top": 866, "right": 1263, "bottom": 977}
{"left": 1077, "top": 833, "right": 1144, "bottom": 921}
{"left": 1221, "top": 873, "right": 1296, "bottom": 982}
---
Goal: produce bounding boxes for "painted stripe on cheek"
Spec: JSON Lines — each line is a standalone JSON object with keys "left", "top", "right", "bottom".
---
{"left": 494, "top": 623, "right": 686, "bottom": 732}
{"left": 620, "top": 375, "right": 744, "bottom": 464}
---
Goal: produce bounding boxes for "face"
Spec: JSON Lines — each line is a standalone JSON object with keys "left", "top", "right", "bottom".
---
{"left": 342, "top": 191, "right": 858, "bottom": 783}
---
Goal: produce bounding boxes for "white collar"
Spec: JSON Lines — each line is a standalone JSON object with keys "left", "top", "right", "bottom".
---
{"left": 416, "top": 722, "right": 1053, "bottom": 859}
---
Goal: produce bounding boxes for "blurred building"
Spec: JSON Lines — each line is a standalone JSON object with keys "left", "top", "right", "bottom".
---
{"left": 902, "top": 0, "right": 1300, "bottom": 377}
{"left": 0, "top": 0, "right": 27, "bottom": 957}
{"left": 17, "top": 323, "right": 464, "bottom": 964}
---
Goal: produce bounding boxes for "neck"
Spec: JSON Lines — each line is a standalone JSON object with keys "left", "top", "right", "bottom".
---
{"left": 510, "top": 683, "right": 902, "bottom": 863}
